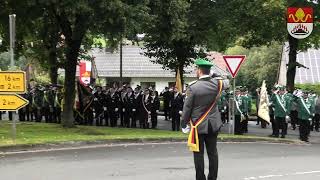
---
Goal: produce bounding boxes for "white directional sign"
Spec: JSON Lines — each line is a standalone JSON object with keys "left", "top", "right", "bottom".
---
{"left": 223, "top": 55, "right": 246, "bottom": 78}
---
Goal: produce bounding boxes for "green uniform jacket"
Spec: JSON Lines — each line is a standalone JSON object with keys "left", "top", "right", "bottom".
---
{"left": 308, "top": 95, "right": 317, "bottom": 114}
{"left": 298, "top": 97, "right": 314, "bottom": 121}
{"left": 235, "top": 95, "right": 242, "bottom": 116}
{"left": 240, "top": 95, "right": 248, "bottom": 114}
{"left": 284, "top": 93, "right": 293, "bottom": 114}
{"left": 273, "top": 94, "right": 287, "bottom": 118}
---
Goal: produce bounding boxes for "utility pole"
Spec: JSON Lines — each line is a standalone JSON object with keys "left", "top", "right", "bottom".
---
{"left": 9, "top": 14, "right": 16, "bottom": 142}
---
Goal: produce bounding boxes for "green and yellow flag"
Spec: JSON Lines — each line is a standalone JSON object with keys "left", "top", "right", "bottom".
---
{"left": 258, "top": 80, "right": 270, "bottom": 123}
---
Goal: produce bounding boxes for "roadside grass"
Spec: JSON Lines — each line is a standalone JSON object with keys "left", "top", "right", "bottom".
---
{"left": 0, "top": 121, "right": 297, "bottom": 147}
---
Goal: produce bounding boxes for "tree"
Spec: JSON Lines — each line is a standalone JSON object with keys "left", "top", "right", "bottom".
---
{"left": 212, "top": 0, "right": 320, "bottom": 92}
{"left": 144, "top": 0, "right": 219, "bottom": 86}
{"left": 225, "top": 42, "right": 282, "bottom": 93}
{"left": 30, "top": 0, "right": 148, "bottom": 127}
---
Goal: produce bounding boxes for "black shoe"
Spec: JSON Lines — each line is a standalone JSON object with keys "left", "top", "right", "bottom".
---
{"left": 281, "top": 135, "right": 285, "bottom": 138}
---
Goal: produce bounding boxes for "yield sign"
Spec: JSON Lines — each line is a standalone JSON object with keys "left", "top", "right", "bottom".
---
{"left": 222, "top": 55, "right": 246, "bottom": 78}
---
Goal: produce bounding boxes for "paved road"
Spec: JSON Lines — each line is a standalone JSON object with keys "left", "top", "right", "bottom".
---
{"left": 1, "top": 142, "right": 319, "bottom": 180}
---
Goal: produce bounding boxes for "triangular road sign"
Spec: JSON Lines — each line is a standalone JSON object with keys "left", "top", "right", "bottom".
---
{"left": 223, "top": 55, "right": 246, "bottom": 78}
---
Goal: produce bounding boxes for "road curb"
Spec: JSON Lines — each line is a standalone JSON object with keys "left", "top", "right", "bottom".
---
{"left": 0, "top": 136, "right": 305, "bottom": 153}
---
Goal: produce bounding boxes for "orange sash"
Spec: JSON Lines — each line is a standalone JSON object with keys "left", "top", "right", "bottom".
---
{"left": 187, "top": 80, "right": 223, "bottom": 152}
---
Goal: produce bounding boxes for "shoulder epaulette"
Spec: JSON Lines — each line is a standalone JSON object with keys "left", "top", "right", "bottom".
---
{"left": 188, "top": 80, "right": 197, "bottom": 87}
{"left": 213, "top": 77, "right": 223, "bottom": 80}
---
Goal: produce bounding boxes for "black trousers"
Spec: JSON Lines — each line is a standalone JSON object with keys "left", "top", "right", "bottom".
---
{"left": 131, "top": 111, "right": 137, "bottom": 128}
{"left": 270, "top": 114, "right": 275, "bottom": 135}
{"left": 124, "top": 110, "right": 130, "bottom": 128}
{"left": 299, "top": 120, "right": 310, "bottom": 141}
{"left": 220, "top": 111, "right": 227, "bottom": 124}
{"left": 54, "top": 107, "right": 62, "bottom": 124}
{"left": 234, "top": 115, "right": 242, "bottom": 135}
{"left": 241, "top": 114, "right": 248, "bottom": 133}
{"left": 140, "top": 112, "right": 148, "bottom": 129}
{"left": 95, "top": 109, "right": 104, "bottom": 126}
{"left": 290, "top": 110, "right": 298, "bottom": 130}
{"left": 103, "top": 110, "right": 109, "bottom": 126}
{"left": 33, "top": 108, "right": 42, "bottom": 122}
{"left": 311, "top": 114, "right": 320, "bottom": 131}
{"left": 120, "top": 108, "right": 125, "bottom": 127}
{"left": 193, "top": 125, "right": 218, "bottom": 180}
{"left": 274, "top": 116, "right": 287, "bottom": 137}
{"left": 164, "top": 105, "right": 170, "bottom": 120}
{"left": 171, "top": 112, "right": 180, "bottom": 131}
{"left": 43, "top": 107, "right": 53, "bottom": 123}
{"left": 109, "top": 110, "right": 117, "bottom": 127}
{"left": 151, "top": 112, "right": 157, "bottom": 129}
{"left": 18, "top": 109, "right": 26, "bottom": 121}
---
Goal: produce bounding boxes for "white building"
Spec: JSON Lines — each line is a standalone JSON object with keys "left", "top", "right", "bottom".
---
{"left": 90, "top": 45, "right": 229, "bottom": 92}
{"left": 278, "top": 43, "right": 320, "bottom": 85}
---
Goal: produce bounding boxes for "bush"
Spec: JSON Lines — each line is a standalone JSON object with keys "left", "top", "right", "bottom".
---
{"left": 295, "top": 84, "right": 320, "bottom": 95}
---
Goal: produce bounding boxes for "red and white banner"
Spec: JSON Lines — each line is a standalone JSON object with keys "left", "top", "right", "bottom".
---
{"left": 79, "top": 61, "right": 92, "bottom": 85}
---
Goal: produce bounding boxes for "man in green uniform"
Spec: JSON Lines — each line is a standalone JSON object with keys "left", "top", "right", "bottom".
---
{"left": 298, "top": 91, "right": 315, "bottom": 142}
{"left": 53, "top": 85, "right": 63, "bottom": 124}
{"left": 241, "top": 88, "right": 249, "bottom": 133}
{"left": 32, "top": 86, "right": 44, "bottom": 122}
{"left": 272, "top": 86, "right": 288, "bottom": 138}
{"left": 234, "top": 87, "right": 244, "bottom": 135}
{"left": 218, "top": 91, "right": 228, "bottom": 124}
{"left": 284, "top": 90, "right": 294, "bottom": 135}
{"left": 43, "top": 85, "right": 55, "bottom": 123}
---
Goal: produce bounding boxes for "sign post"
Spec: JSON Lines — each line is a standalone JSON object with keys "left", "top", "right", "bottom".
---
{"left": 9, "top": 14, "right": 16, "bottom": 68}
{"left": 0, "top": 71, "right": 27, "bottom": 143}
{"left": 223, "top": 55, "right": 246, "bottom": 135}
{"left": 0, "top": 15, "right": 28, "bottom": 143}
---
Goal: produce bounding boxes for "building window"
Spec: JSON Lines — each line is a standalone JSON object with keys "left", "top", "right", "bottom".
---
{"left": 141, "top": 82, "right": 155, "bottom": 90}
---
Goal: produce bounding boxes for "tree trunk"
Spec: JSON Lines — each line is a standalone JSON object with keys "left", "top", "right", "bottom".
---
{"left": 61, "top": 40, "right": 81, "bottom": 128}
{"left": 49, "top": 66, "right": 58, "bottom": 85}
{"left": 286, "top": 35, "right": 298, "bottom": 93}
{"left": 48, "top": 50, "right": 58, "bottom": 85}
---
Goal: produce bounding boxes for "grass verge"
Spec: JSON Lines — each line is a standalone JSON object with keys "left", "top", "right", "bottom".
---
{"left": 0, "top": 121, "right": 299, "bottom": 148}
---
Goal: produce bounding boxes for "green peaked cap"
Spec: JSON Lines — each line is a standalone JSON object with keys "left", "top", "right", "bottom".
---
{"left": 194, "top": 58, "right": 214, "bottom": 67}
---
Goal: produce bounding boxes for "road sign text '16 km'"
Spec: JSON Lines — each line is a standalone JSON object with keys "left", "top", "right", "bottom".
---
{"left": 0, "top": 94, "right": 29, "bottom": 111}
{"left": 222, "top": 55, "right": 246, "bottom": 78}
{"left": 0, "top": 71, "right": 26, "bottom": 93}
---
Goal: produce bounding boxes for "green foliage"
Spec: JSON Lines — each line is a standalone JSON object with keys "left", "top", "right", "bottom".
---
{"left": 0, "top": 52, "right": 28, "bottom": 71}
{"left": 296, "top": 84, "right": 320, "bottom": 95}
{"left": 226, "top": 42, "right": 282, "bottom": 93}
{"left": 225, "top": 46, "right": 250, "bottom": 56}
{"left": 144, "top": 0, "right": 216, "bottom": 73}
{"left": 34, "top": 73, "right": 51, "bottom": 85}
{"left": 0, "top": 52, "right": 10, "bottom": 70}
